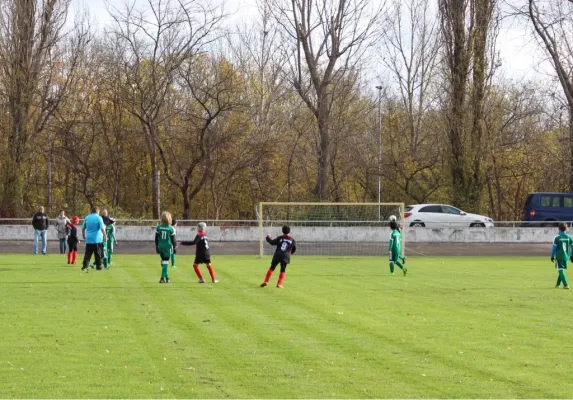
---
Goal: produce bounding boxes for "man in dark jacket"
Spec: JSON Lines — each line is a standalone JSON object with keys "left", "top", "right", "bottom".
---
{"left": 32, "top": 206, "right": 49, "bottom": 255}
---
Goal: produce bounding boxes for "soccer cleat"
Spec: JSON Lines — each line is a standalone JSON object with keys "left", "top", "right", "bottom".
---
{"left": 402, "top": 257, "right": 407, "bottom": 264}
{"left": 198, "top": 278, "right": 206, "bottom": 284}
{"left": 555, "top": 285, "right": 561, "bottom": 289}
{"left": 276, "top": 284, "right": 283, "bottom": 288}
{"left": 159, "top": 278, "right": 165, "bottom": 283}
{"left": 260, "top": 282, "right": 268, "bottom": 287}
{"left": 165, "top": 279, "right": 171, "bottom": 283}
{"left": 171, "top": 265, "right": 176, "bottom": 268}
{"left": 390, "top": 272, "right": 395, "bottom": 276}
{"left": 212, "top": 279, "right": 219, "bottom": 283}
{"left": 565, "top": 286, "right": 570, "bottom": 290}
{"left": 403, "top": 267, "right": 408, "bottom": 276}
{"left": 81, "top": 267, "right": 88, "bottom": 273}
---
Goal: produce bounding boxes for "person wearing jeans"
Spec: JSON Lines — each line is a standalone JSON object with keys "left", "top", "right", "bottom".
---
{"left": 54, "top": 210, "right": 71, "bottom": 254}
{"left": 32, "top": 206, "right": 49, "bottom": 255}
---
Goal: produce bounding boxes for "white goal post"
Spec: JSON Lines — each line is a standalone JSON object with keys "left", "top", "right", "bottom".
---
{"left": 257, "top": 202, "right": 405, "bottom": 257}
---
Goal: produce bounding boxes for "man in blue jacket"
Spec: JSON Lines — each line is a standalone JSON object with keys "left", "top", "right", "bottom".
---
{"left": 81, "top": 206, "right": 107, "bottom": 272}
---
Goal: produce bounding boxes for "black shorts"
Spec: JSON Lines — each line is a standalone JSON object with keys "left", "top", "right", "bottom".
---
{"left": 271, "top": 258, "right": 289, "bottom": 269}
{"left": 67, "top": 239, "right": 78, "bottom": 252}
{"left": 194, "top": 256, "right": 211, "bottom": 265}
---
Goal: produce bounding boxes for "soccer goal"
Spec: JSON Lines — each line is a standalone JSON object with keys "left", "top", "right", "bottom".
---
{"left": 257, "top": 202, "right": 405, "bottom": 257}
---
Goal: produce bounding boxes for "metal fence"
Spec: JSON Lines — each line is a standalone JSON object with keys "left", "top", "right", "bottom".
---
{"left": 1, "top": 218, "right": 570, "bottom": 228}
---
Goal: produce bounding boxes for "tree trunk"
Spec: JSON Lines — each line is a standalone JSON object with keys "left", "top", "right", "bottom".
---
{"left": 1, "top": 162, "right": 24, "bottom": 217}
{"left": 569, "top": 111, "right": 573, "bottom": 192}
{"left": 182, "top": 187, "right": 191, "bottom": 220}
{"left": 315, "top": 100, "right": 331, "bottom": 201}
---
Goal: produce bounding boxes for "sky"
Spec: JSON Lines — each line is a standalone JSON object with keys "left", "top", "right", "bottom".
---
{"left": 70, "top": 0, "right": 549, "bottom": 84}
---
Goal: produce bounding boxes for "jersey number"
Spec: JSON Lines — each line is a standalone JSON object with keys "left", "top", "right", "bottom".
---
{"left": 204, "top": 239, "right": 209, "bottom": 249}
{"left": 280, "top": 242, "right": 289, "bottom": 252}
{"left": 161, "top": 231, "right": 167, "bottom": 240}
{"left": 564, "top": 242, "right": 568, "bottom": 253}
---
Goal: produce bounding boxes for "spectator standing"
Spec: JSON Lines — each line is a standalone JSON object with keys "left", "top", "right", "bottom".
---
{"left": 54, "top": 210, "right": 71, "bottom": 254}
{"left": 81, "top": 206, "right": 107, "bottom": 272}
{"left": 32, "top": 206, "right": 49, "bottom": 255}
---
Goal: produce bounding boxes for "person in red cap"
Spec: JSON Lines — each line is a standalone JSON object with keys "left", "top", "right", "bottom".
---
{"left": 67, "top": 216, "right": 81, "bottom": 264}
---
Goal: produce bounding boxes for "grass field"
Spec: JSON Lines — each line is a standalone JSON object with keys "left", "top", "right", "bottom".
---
{"left": 1, "top": 254, "right": 572, "bottom": 398}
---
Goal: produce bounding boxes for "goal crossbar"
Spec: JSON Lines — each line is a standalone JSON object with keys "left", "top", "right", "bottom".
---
{"left": 258, "top": 202, "right": 405, "bottom": 257}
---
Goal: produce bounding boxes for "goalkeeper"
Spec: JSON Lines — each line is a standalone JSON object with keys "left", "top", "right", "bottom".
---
{"left": 551, "top": 222, "right": 572, "bottom": 289}
{"left": 389, "top": 220, "right": 407, "bottom": 276}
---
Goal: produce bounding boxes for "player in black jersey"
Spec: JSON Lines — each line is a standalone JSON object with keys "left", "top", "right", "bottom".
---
{"left": 261, "top": 225, "right": 296, "bottom": 288}
{"left": 179, "top": 222, "right": 218, "bottom": 283}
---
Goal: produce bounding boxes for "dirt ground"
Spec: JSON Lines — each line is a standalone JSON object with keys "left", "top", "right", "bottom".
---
{"left": 0, "top": 241, "right": 549, "bottom": 257}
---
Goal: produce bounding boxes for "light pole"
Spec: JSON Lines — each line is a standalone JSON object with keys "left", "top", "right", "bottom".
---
{"left": 375, "top": 85, "right": 383, "bottom": 220}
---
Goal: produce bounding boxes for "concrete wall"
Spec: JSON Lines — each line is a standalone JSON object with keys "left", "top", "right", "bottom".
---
{"left": 4, "top": 225, "right": 557, "bottom": 243}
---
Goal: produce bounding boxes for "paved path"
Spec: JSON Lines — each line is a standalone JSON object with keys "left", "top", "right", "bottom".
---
{"left": 0, "top": 241, "right": 548, "bottom": 257}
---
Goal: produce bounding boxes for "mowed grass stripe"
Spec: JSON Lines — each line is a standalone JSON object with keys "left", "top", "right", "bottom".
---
{"left": 107, "top": 261, "right": 229, "bottom": 398}
{"left": 124, "top": 257, "right": 377, "bottom": 398}
{"left": 1, "top": 255, "right": 573, "bottom": 398}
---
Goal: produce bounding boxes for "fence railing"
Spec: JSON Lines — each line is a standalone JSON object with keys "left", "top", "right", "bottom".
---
{"left": 0, "top": 218, "right": 569, "bottom": 228}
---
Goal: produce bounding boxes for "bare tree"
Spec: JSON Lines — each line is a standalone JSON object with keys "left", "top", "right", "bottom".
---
{"left": 155, "top": 55, "right": 240, "bottom": 219}
{"left": 526, "top": 0, "right": 573, "bottom": 190}
{"left": 0, "top": 0, "right": 87, "bottom": 216}
{"left": 439, "top": 0, "right": 500, "bottom": 212}
{"left": 379, "top": 0, "right": 444, "bottom": 203}
{"left": 265, "top": 0, "right": 384, "bottom": 200}
{"left": 107, "top": 0, "right": 224, "bottom": 218}
{"left": 382, "top": 0, "right": 440, "bottom": 158}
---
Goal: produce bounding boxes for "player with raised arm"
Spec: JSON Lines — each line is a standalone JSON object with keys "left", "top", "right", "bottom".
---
{"left": 551, "top": 222, "right": 573, "bottom": 289}
{"left": 389, "top": 220, "right": 407, "bottom": 276}
{"left": 179, "top": 222, "right": 218, "bottom": 283}
{"left": 261, "top": 226, "right": 296, "bottom": 288}
{"left": 155, "top": 211, "right": 176, "bottom": 283}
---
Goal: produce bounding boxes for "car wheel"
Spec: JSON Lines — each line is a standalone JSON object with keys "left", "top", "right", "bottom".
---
{"left": 410, "top": 222, "right": 425, "bottom": 227}
{"left": 470, "top": 223, "right": 486, "bottom": 228}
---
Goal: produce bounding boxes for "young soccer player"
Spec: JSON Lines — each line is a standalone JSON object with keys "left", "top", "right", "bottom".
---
{"left": 106, "top": 218, "right": 118, "bottom": 265}
{"left": 171, "top": 218, "right": 177, "bottom": 268}
{"left": 389, "top": 221, "right": 407, "bottom": 276}
{"left": 551, "top": 222, "right": 573, "bottom": 289}
{"left": 67, "top": 216, "right": 80, "bottom": 264}
{"left": 261, "top": 226, "right": 296, "bottom": 288}
{"left": 179, "top": 222, "right": 218, "bottom": 283}
{"left": 155, "top": 211, "right": 176, "bottom": 283}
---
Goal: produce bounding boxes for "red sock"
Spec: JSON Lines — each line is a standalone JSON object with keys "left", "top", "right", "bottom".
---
{"left": 193, "top": 264, "right": 203, "bottom": 279}
{"left": 264, "top": 269, "right": 274, "bottom": 283}
{"left": 67, "top": 252, "right": 72, "bottom": 264}
{"left": 207, "top": 264, "right": 216, "bottom": 280}
{"left": 73, "top": 251, "right": 78, "bottom": 264}
{"left": 277, "top": 272, "right": 286, "bottom": 286}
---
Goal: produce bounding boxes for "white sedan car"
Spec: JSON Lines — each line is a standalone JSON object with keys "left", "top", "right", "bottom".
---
{"left": 404, "top": 204, "right": 494, "bottom": 228}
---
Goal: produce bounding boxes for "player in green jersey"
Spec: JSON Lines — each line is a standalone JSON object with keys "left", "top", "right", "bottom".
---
{"left": 389, "top": 221, "right": 407, "bottom": 276}
{"left": 106, "top": 218, "right": 118, "bottom": 265}
{"left": 551, "top": 222, "right": 572, "bottom": 289}
{"left": 155, "top": 211, "right": 176, "bottom": 283}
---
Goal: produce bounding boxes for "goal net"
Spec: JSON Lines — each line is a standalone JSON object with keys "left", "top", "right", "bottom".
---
{"left": 257, "top": 202, "right": 405, "bottom": 257}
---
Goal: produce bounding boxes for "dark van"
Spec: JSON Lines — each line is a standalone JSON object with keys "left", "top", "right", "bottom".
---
{"left": 522, "top": 192, "right": 573, "bottom": 226}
